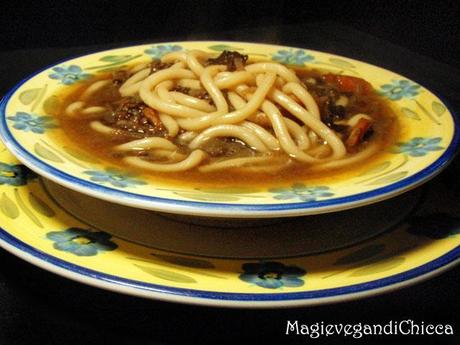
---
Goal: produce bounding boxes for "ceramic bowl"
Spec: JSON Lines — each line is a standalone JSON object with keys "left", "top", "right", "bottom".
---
{"left": 0, "top": 41, "right": 458, "bottom": 217}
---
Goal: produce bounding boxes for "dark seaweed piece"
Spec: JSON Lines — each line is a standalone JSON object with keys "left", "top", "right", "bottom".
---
{"left": 321, "top": 98, "right": 346, "bottom": 128}
{"left": 201, "top": 138, "right": 255, "bottom": 157}
{"left": 330, "top": 124, "right": 348, "bottom": 133}
{"left": 150, "top": 59, "right": 173, "bottom": 73}
{"left": 362, "top": 127, "right": 374, "bottom": 141}
{"left": 172, "top": 85, "right": 212, "bottom": 101}
{"left": 112, "top": 70, "right": 129, "bottom": 86}
{"left": 103, "top": 99, "right": 167, "bottom": 137}
{"left": 206, "top": 51, "right": 248, "bottom": 71}
{"left": 190, "top": 89, "right": 211, "bottom": 101}
{"left": 171, "top": 85, "right": 191, "bottom": 95}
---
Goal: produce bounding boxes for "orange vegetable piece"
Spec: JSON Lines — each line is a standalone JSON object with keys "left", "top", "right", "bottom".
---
{"left": 323, "top": 74, "right": 373, "bottom": 95}
{"left": 346, "top": 118, "right": 373, "bottom": 150}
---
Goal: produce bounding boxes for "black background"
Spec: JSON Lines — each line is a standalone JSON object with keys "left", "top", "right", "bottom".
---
{"left": 2, "top": 0, "right": 459, "bottom": 67}
{"left": 0, "top": 1, "right": 459, "bottom": 344}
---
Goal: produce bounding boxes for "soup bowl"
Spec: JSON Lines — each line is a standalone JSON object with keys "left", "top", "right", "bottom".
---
{"left": 0, "top": 41, "right": 458, "bottom": 218}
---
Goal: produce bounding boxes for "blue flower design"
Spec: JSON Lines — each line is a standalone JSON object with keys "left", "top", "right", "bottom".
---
{"left": 0, "top": 163, "right": 36, "bottom": 186}
{"left": 84, "top": 168, "right": 146, "bottom": 188}
{"left": 379, "top": 80, "right": 420, "bottom": 101}
{"left": 269, "top": 183, "right": 333, "bottom": 202}
{"left": 48, "top": 65, "right": 92, "bottom": 85}
{"left": 272, "top": 49, "right": 315, "bottom": 66}
{"left": 46, "top": 227, "right": 117, "bottom": 256}
{"left": 7, "top": 112, "right": 58, "bottom": 134}
{"left": 392, "top": 137, "right": 444, "bottom": 157}
{"left": 144, "top": 45, "right": 183, "bottom": 59}
{"left": 239, "top": 261, "right": 306, "bottom": 289}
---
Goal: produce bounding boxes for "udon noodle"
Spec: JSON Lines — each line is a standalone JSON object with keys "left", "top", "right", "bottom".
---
{"left": 57, "top": 50, "right": 397, "bottom": 180}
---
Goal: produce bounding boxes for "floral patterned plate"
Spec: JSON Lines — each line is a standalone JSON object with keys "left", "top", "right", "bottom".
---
{"left": 0, "top": 141, "right": 459, "bottom": 307}
{"left": 0, "top": 41, "right": 458, "bottom": 217}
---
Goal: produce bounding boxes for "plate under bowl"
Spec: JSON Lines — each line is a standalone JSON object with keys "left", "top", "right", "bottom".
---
{"left": 0, "top": 41, "right": 458, "bottom": 217}
{"left": 0, "top": 142, "right": 459, "bottom": 307}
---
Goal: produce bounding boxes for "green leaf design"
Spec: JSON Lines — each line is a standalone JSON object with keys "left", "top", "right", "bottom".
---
{"left": 358, "top": 161, "right": 391, "bottom": 176}
{"left": 100, "top": 55, "right": 132, "bottom": 62}
{"left": 43, "top": 95, "right": 61, "bottom": 115}
{"left": 34, "top": 143, "right": 64, "bottom": 163}
{"left": 312, "top": 62, "right": 360, "bottom": 75}
{"left": 401, "top": 107, "right": 421, "bottom": 120}
{"left": 62, "top": 146, "right": 99, "bottom": 163}
{"left": 14, "top": 189, "right": 42, "bottom": 228}
{"left": 349, "top": 257, "right": 405, "bottom": 276}
{"left": 133, "top": 264, "right": 197, "bottom": 283}
{"left": 247, "top": 53, "right": 268, "bottom": 57}
{"left": 208, "top": 44, "right": 243, "bottom": 52}
{"left": 19, "top": 88, "right": 41, "bottom": 105}
{"left": 415, "top": 99, "right": 441, "bottom": 125}
{"left": 432, "top": 101, "right": 446, "bottom": 116}
{"left": 86, "top": 54, "right": 142, "bottom": 70}
{"left": 127, "top": 256, "right": 226, "bottom": 279}
{"left": 173, "top": 192, "right": 240, "bottom": 202}
{"left": 153, "top": 254, "right": 215, "bottom": 268}
{"left": 94, "top": 66, "right": 129, "bottom": 73}
{"left": 1, "top": 192, "right": 19, "bottom": 219}
{"left": 366, "top": 171, "right": 408, "bottom": 185}
{"left": 334, "top": 244, "right": 386, "bottom": 266}
{"left": 328, "top": 58, "right": 355, "bottom": 68}
{"left": 28, "top": 192, "right": 55, "bottom": 217}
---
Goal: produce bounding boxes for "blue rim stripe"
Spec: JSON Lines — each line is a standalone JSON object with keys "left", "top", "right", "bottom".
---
{"left": 0, "top": 225, "right": 458, "bottom": 301}
{"left": 0, "top": 42, "right": 459, "bottom": 215}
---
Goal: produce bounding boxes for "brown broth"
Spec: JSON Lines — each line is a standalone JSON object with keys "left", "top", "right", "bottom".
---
{"left": 50, "top": 67, "right": 399, "bottom": 187}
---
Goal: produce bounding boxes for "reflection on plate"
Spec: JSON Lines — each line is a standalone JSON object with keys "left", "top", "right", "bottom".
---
{"left": 0, "top": 41, "right": 458, "bottom": 218}
{"left": 42, "top": 178, "right": 421, "bottom": 258}
{"left": 0, "top": 142, "right": 459, "bottom": 307}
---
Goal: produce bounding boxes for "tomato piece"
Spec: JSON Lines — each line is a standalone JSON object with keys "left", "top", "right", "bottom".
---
{"left": 346, "top": 118, "right": 373, "bottom": 150}
{"left": 323, "top": 73, "right": 337, "bottom": 84}
{"left": 323, "top": 74, "right": 373, "bottom": 95}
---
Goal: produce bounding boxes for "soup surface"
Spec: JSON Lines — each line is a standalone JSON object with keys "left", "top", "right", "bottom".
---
{"left": 50, "top": 50, "right": 399, "bottom": 186}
